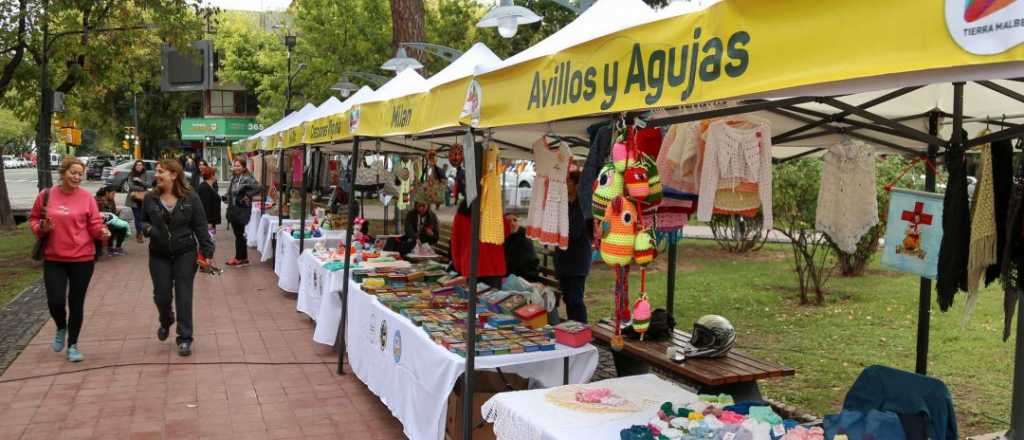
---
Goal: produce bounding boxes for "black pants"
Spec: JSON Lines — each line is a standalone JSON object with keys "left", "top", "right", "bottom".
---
{"left": 150, "top": 252, "right": 197, "bottom": 344}
{"left": 110, "top": 227, "right": 126, "bottom": 248}
{"left": 43, "top": 261, "right": 95, "bottom": 346}
{"left": 558, "top": 275, "right": 588, "bottom": 323}
{"left": 230, "top": 219, "right": 248, "bottom": 260}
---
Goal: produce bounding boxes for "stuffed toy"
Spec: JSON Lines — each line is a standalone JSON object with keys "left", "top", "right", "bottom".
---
{"left": 632, "top": 293, "right": 652, "bottom": 341}
{"left": 593, "top": 162, "right": 624, "bottom": 221}
{"left": 600, "top": 196, "right": 637, "bottom": 267}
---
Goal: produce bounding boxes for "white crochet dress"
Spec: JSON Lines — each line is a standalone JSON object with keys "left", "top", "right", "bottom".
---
{"left": 815, "top": 140, "right": 878, "bottom": 253}
{"left": 525, "top": 138, "right": 571, "bottom": 249}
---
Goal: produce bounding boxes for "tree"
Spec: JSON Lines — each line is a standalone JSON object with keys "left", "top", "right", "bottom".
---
{"left": 0, "top": 109, "right": 33, "bottom": 229}
{"left": 0, "top": 0, "right": 30, "bottom": 101}
{"left": 390, "top": 0, "right": 425, "bottom": 53}
{"left": 773, "top": 158, "right": 835, "bottom": 305}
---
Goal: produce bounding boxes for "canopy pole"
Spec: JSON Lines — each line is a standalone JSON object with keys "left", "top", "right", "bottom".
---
{"left": 666, "top": 239, "right": 678, "bottom": 319}
{"left": 260, "top": 152, "right": 267, "bottom": 216}
{"left": 915, "top": 110, "right": 941, "bottom": 375}
{"left": 336, "top": 136, "right": 361, "bottom": 375}
{"left": 462, "top": 127, "right": 482, "bottom": 440}
{"left": 274, "top": 149, "right": 285, "bottom": 262}
{"left": 1010, "top": 293, "right": 1024, "bottom": 439}
{"left": 299, "top": 144, "right": 308, "bottom": 253}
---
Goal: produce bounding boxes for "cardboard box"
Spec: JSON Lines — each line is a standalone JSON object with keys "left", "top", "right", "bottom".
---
{"left": 446, "top": 371, "right": 529, "bottom": 440}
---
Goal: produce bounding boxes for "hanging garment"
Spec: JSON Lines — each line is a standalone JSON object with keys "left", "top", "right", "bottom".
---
{"left": 628, "top": 125, "right": 663, "bottom": 160}
{"left": 527, "top": 137, "right": 572, "bottom": 249}
{"left": 986, "top": 139, "right": 1014, "bottom": 285}
{"left": 524, "top": 138, "right": 553, "bottom": 240}
{"left": 965, "top": 144, "right": 997, "bottom": 322}
{"left": 815, "top": 140, "right": 879, "bottom": 254}
{"left": 880, "top": 188, "right": 944, "bottom": 279}
{"left": 696, "top": 119, "right": 774, "bottom": 230}
{"left": 657, "top": 122, "right": 704, "bottom": 201}
{"left": 936, "top": 140, "right": 971, "bottom": 312}
{"left": 580, "top": 124, "right": 614, "bottom": 221}
{"left": 1000, "top": 156, "right": 1024, "bottom": 341}
{"left": 479, "top": 145, "right": 505, "bottom": 245}
{"left": 451, "top": 210, "right": 507, "bottom": 278}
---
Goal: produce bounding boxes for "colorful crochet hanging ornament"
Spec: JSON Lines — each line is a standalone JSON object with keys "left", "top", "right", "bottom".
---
{"left": 600, "top": 197, "right": 638, "bottom": 267}
{"left": 612, "top": 141, "right": 629, "bottom": 172}
{"left": 593, "top": 162, "right": 625, "bottom": 221}
{"left": 632, "top": 292, "right": 652, "bottom": 341}
{"left": 447, "top": 143, "right": 464, "bottom": 167}
{"left": 612, "top": 265, "right": 631, "bottom": 351}
{"left": 633, "top": 227, "right": 657, "bottom": 266}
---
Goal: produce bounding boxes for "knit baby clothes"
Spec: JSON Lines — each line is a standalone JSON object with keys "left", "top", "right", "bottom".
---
{"left": 479, "top": 145, "right": 505, "bottom": 245}
{"left": 815, "top": 140, "right": 879, "bottom": 254}
{"left": 696, "top": 119, "right": 774, "bottom": 230}
{"left": 526, "top": 137, "right": 571, "bottom": 249}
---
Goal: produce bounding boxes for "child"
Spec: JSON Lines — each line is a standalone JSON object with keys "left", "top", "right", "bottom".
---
{"left": 95, "top": 186, "right": 129, "bottom": 256}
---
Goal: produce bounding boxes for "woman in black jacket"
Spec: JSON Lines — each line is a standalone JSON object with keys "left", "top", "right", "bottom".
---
{"left": 196, "top": 166, "right": 221, "bottom": 239}
{"left": 224, "top": 159, "right": 262, "bottom": 266}
{"left": 503, "top": 213, "right": 540, "bottom": 282}
{"left": 142, "top": 159, "right": 215, "bottom": 356}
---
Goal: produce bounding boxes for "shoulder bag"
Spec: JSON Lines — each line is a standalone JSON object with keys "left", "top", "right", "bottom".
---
{"left": 31, "top": 189, "right": 50, "bottom": 261}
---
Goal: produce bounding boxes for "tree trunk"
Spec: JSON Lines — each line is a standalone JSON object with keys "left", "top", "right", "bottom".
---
{"left": 0, "top": 153, "right": 16, "bottom": 230}
{"left": 390, "top": 0, "right": 425, "bottom": 57}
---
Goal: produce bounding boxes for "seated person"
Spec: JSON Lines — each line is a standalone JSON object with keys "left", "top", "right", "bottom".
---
{"left": 503, "top": 213, "right": 540, "bottom": 282}
{"left": 95, "top": 186, "right": 128, "bottom": 256}
{"left": 388, "top": 201, "right": 439, "bottom": 256}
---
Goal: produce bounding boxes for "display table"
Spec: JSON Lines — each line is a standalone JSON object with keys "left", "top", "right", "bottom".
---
{"left": 255, "top": 214, "right": 281, "bottom": 258}
{"left": 482, "top": 374, "right": 697, "bottom": 440}
{"left": 296, "top": 250, "right": 347, "bottom": 344}
{"left": 245, "top": 207, "right": 263, "bottom": 248}
{"left": 273, "top": 229, "right": 346, "bottom": 292}
{"left": 344, "top": 278, "right": 600, "bottom": 440}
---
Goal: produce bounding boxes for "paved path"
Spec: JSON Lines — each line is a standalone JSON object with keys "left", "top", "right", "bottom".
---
{"left": 0, "top": 229, "right": 403, "bottom": 440}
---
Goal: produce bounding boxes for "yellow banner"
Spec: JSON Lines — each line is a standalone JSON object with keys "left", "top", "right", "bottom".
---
{"left": 284, "top": 125, "right": 305, "bottom": 148}
{"left": 472, "top": 0, "right": 1024, "bottom": 128}
{"left": 307, "top": 113, "right": 351, "bottom": 144}
{"left": 353, "top": 76, "right": 474, "bottom": 137}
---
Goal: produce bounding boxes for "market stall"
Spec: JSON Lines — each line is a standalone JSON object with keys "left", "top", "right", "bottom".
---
{"left": 273, "top": 226, "right": 347, "bottom": 293}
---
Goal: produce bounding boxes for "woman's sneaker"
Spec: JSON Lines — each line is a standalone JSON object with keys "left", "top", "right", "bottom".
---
{"left": 67, "top": 345, "right": 83, "bottom": 362}
{"left": 51, "top": 329, "right": 66, "bottom": 352}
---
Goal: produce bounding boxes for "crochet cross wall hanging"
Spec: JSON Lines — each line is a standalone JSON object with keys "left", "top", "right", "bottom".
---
{"left": 881, "top": 188, "right": 944, "bottom": 279}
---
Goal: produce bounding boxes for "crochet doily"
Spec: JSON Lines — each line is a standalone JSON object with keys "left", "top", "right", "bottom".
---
{"left": 545, "top": 385, "right": 642, "bottom": 413}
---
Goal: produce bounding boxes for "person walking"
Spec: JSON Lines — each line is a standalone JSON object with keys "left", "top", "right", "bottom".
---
{"left": 142, "top": 159, "right": 215, "bottom": 356}
{"left": 554, "top": 170, "right": 593, "bottom": 323}
{"left": 29, "top": 157, "right": 111, "bottom": 362}
{"left": 196, "top": 166, "right": 221, "bottom": 239}
{"left": 224, "top": 158, "right": 262, "bottom": 267}
{"left": 127, "top": 160, "right": 149, "bottom": 243}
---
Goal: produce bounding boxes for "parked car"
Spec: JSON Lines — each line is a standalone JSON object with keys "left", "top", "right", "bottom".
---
{"left": 49, "top": 153, "right": 62, "bottom": 170}
{"left": 103, "top": 159, "right": 191, "bottom": 191}
{"left": 87, "top": 158, "right": 114, "bottom": 181}
{"left": 2, "top": 155, "right": 17, "bottom": 169}
{"left": 11, "top": 157, "right": 29, "bottom": 168}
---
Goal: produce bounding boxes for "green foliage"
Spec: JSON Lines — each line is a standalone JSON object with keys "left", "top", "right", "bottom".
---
{"left": 773, "top": 158, "right": 834, "bottom": 305}
{"left": 0, "top": 224, "right": 39, "bottom": 307}
{"left": 0, "top": 109, "right": 32, "bottom": 155}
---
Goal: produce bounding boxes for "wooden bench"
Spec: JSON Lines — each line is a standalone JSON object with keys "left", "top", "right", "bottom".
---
{"left": 591, "top": 319, "right": 794, "bottom": 401}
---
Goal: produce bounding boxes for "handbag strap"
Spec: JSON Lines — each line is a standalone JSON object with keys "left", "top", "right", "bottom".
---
{"left": 41, "top": 188, "right": 50, "bottom": 215}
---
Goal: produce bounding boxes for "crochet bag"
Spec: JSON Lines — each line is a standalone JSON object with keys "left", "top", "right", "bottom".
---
{"left": 592, "top": 162, "right": 624, "bottom": 221}
{"left": 600, "top": 196, "right": 638, "bottom": 267}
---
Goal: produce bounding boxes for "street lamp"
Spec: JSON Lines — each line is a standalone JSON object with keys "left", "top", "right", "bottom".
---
{"left": 331, "top": 71, "right": 388, "bottom": 97}
{"left": 381, "top": 46, "right": 424, "bottom": 72}
{"left": 283, "top": 33, "right": 299, "bottom": 116}
{"left": 477, "top": 0, "right": 543, "bottom": 39}
{"left": 398, "top": 42, "right": 464, "bottom": 63}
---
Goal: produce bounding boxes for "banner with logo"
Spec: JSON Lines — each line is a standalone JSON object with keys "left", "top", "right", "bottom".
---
{"left": 468, "top": 0, "right": 1024, "bottom": 128}
{"left": 284, "top": 125, "right": 305, "bottom": 149}
{"left": 306, "top": 113, "right": 350, "bottom": 145}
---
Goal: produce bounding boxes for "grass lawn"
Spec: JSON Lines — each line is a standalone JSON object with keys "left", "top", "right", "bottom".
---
{"left": 0, "top": 224, "right": 41, "bottom": 308}
{"left": 584, "top": 238, "right": 1014, "bottom": 436}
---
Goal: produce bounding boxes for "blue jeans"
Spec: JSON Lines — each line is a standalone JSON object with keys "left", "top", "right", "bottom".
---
{"left": 131, "top": 206, "right": 144, "bottom": 236}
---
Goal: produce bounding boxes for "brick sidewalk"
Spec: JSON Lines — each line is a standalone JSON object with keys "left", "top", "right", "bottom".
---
{"left": 0, "top": 229, "right": 404, "bottom": 440}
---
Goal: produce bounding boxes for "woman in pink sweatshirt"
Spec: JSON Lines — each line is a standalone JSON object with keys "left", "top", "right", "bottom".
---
{"left": 29, "top": 157, "right": 110, "bottom": 362}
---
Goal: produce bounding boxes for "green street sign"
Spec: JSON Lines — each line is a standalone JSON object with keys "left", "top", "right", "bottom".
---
{"left": 180, "top": 117, "right": 263, "bottom": 141}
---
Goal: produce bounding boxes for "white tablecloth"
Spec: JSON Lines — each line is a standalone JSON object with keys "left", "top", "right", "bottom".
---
{"left": 482, "top": 374, "right": 698, "bottom": 440}
{"left": 256, "top": 214, "right": 281, "bottom": 258}
{"left": 345, "top": 278, "right": 599, "bottom": 440}
{"left": 245, "top": 207, "right": 263, "bottom": 248}
{"left": 297, "top": 250, "right": 349, "bottom": 344}
{"left": 274, "top": 230, "right": 346, "bottom": 292}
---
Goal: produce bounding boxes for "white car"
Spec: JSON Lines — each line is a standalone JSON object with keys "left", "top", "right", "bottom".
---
{"left": 11, "top": 158, "right": 29, "bottom": 168}
{"left": 2, "top": 156, "right": 17, "bottom": 169}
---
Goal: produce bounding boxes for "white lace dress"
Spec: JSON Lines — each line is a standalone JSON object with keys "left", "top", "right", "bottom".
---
{"left": 816, "top": 140, "right": 878, "bottom": 253}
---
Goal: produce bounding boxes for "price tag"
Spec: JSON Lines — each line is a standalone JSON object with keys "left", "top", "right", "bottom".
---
{"left": 772, "top": 424, "right": 786, "bottom": 436}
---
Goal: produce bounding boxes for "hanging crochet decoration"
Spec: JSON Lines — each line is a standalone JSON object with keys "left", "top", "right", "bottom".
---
{"left": 632, "top": 293, "right": 651, "bottom": 341}
{"left": 592, "top": 162, "right": 624, "bottom": 221}
{"left": 880, "top": 188, "right": 945, "bottom": 279}
{"left": 447, "top": 143, "right": 465, "bottom": 167}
